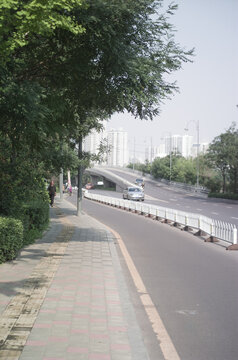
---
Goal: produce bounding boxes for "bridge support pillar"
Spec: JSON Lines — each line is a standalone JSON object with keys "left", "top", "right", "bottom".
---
{"left": 116, "top": 184, "right": 123, "bottom": 192}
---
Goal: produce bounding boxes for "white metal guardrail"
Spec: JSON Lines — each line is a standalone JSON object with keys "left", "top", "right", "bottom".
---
{"left": 84, "top": 192, "right": 237, "bottom": 246}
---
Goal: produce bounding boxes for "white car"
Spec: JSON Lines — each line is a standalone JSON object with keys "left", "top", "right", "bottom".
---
{"left": 123, "top": 187, "right": 144, "bottom": 201}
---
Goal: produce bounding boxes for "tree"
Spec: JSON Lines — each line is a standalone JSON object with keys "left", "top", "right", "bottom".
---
{"left": 206, "top": 123, "right": 238, "bottom": 193}
{"left": 151, "top": 156, "right": 171, "bottom": 180}
{"left": 0, "top": 0, "right": 193, "bottom": 217}
{"left": 0, "top": 0, "right": 85, "bottom": 63}
{"left": 172, "top": 156, "right": 197, "bottom": 184}
{"left": 2, "top": 0, "right": 193, "bottom": 128}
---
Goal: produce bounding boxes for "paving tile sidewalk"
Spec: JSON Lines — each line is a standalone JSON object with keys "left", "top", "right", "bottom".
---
{"left": 0, "top": 197, "right": 149, "bottom": 360}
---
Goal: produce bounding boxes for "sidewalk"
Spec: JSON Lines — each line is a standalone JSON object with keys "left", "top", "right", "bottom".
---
{"left": 0, "top": 197, "right": 149, "bottom": 360}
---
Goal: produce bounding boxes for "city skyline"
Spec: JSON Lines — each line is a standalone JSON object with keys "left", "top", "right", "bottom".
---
{"left": 84, "top": 124, "right": 209, "bottom": 165}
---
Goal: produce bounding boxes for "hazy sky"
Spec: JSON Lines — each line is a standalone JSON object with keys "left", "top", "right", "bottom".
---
{"left": 106, "top": 0, "right": 238, "bottom": 156}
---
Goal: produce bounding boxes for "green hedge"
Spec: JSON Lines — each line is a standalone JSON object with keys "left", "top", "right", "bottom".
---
{"left": 21, "top": 200, "right": 49, "bottom": 245}
{"left": 208, "top": 192, "right": 238, "bottom": 200}
{"left": 0, "top": 200, "right": 49, "bottom": 263}
{"left": 0, "top": 217, "right": 23, "bottom": 263}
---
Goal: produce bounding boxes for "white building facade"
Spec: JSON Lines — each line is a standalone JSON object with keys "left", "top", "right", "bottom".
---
{"left": 145, "top": 146, "right": 159, "bottom": 162}
{"left": 83, "top": 126, "right": 129, "bottom": 167}
{"left": 164, "top": 135, "right": 193, "bottom": 158}
{"left": 83, "top": 129, "right": 105, "bottom": 155}
{"left": 107, "top": 129, "right": 128, "bottom": 167}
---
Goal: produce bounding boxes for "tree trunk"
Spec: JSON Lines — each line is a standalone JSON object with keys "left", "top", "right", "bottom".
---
{"left": 222, "top": 172, "right": 226, "bottom": 193}
{"left": 77, "top": 136, "right": 83, "bottom": 216}
{"left": 233, "top": 169, "right": 238, "bottom": 194}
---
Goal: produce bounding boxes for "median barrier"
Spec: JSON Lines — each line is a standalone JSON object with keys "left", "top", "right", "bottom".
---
{"left": 84, "top": 192, "right": 237, "bottom": 249}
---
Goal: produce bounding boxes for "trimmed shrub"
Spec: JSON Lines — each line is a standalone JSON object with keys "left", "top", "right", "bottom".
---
{"left": 0, "top": 217, "right": 23, "bottom": 263}
{"left": 21, "top": 200, "right": 49, "bottom": 245}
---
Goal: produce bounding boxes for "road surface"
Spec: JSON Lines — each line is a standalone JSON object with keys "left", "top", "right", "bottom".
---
{"left": 66, "top": 192, "right": 238, "bottom": 360}
{"left": 92, "top": 167, "right": 238, "bottom": 227}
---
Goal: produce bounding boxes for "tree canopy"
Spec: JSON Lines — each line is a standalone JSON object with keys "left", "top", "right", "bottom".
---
{"left": 0, "top": 0, "right": 193, "bottom": 218}
{"left": 1, "top": 0, "right": 193, "bottom": 138}
{"left": 206, "top": 123, "right": 238, "bottom": 193}
{"left": 0, "top": 0, "right": 85, "bottom": 61}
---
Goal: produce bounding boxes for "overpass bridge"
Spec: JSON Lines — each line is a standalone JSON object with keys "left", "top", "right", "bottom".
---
{"left": 85, "top": 167, "right": 135, "bottom": 191}
{"left": 85, "top": 166, "right": 208, "bottom": 196}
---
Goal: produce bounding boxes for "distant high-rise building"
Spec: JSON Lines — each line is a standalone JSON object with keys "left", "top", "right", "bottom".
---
{"left": 83, "top": 121, "right": 107, "bottom": 165}
{"left": 164, "top": 135, "right": 193, "bottom": 158}
{"left": 83, "top": 129, "right": 105, "bottom": 155}
{"left": 107, "top": 129, "right": 128, "bottom": 167}
{"left": 145, "top": 146, "right": 159, "bottom": 162}
{"left": 156, "top": 143, "right": 166, "bottom": 158}
{"left": 83, "top": 126, "right": 128, "bottom": 167}
{"left": 181, "top": 135, "right": 194, "bottom": 158}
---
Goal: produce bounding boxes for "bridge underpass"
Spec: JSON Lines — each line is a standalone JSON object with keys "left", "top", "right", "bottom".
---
{"left": 84, "top": 167, "right": 132, "bottom": 192}
{"left": 88, "top": 174, "right": 116, "bottom": 190}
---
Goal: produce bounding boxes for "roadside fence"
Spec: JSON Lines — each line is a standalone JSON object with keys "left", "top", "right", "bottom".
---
{"left": 84, "top": 192, "right": 237, "bottom": 248}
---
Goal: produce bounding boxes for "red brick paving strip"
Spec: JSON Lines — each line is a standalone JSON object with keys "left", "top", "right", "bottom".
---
{"left": 0, "top": 209, "right": 74, "bottom": 360}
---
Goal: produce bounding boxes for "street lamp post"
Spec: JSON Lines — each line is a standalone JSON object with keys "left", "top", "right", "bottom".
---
{"left": 169, "top": 135, "right": 172, "bottom": 183}
{"left": 185, "top": 120, "right": 200, "bottom": 189}
{"left": 161, "top": 132, "right": 172, "bottom": 183}
{"left": 133, "top": 137, "right": 135, "bottom": 172}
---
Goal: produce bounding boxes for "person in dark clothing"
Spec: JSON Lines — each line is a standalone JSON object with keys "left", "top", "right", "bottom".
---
{"left": 47, "top": 180, "right": 56, "bottom": 207}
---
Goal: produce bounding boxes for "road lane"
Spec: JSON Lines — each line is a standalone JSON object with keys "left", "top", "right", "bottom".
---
{"left": 67, "top": 194, "right": 238, "bottom": 360}
{"left": 88, "top": 187, "right": 238, "bottom": 227}
{"left": 88, "top": 168, "right": 238, "bottom": 226}
{"left": 107, "top": 225, "right": 181, "bottom": 360}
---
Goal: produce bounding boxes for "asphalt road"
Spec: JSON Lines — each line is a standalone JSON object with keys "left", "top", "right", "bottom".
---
{"left": 94, "top": 168, "right": 238, "bottom": 227}
{"left": 67, "top": 192, "right": 238, "bottom": 360}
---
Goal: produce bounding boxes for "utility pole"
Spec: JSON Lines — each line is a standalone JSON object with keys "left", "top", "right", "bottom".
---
{"left": 133, "top": 137, "right": 135, "bottom": 172}
{"left": 196, "top": 120, "right": 200, "bottom": 188}
{"left": 169, "top": 135, "right": 172, "bottom": 183}
{"left": 161, "top": 132, "right": 172, "bottom": 183}
{"left": 185, "top": 120, "right": 200, "bottom": 188}
{"left": 77, "top": 136, "right": 83, "bottom": 216}
{"left": 107, "top": 137, "right": 109, "bottom": 165}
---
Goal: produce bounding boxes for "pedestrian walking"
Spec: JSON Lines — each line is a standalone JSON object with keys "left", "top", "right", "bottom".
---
{"left": 47, "top": 180, "right": 56, "bottom": 207}
{"left": 68, "top": 184, "right": 72, "bottom": 196}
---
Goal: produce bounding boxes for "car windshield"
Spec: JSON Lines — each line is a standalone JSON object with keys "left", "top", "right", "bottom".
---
{"left": 136, "top": 179, "right": 143, "bottom": 183}
{"left": 128, "top": 188, "right": 141, "bottom": 192}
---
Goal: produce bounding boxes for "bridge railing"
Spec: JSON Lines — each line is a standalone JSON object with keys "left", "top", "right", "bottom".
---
{"left": 122, "top": 167, "right": 209, "bottom": 194}
{"left": 84, "top": 192, "right": 237, "bottom": 246}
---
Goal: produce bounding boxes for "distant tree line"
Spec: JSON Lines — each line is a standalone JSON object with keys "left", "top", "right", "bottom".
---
{"left": 128, "top": 123, "right": 238, "bottom": 198}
